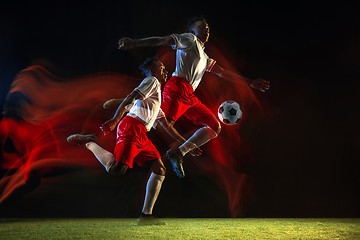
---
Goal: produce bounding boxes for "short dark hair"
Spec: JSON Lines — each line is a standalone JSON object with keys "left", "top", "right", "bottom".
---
{"left": 186, "top": 15, "right": 207, "bottom": 31}
{"left": 139, "top": 56, "right": 158, "bottom": 75}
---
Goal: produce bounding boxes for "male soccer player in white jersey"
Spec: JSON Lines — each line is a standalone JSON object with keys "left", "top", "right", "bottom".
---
{"left": 67, "top": 57, "right": 189, "bottom": 225}
{"left": 118, "top": 16, "right": 270, "bottom": 178}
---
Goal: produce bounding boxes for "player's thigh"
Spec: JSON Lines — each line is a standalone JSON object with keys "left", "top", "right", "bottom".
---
{"left": 161, "top": 94, "right": 191, "bottom": 122}
{"left": 114, "top": 141, "right": 140, "bottom": 169}
{"left": 184, "top": 102, "right": 221, "bottom": 133}
{"left": 134, "top": 140, "right": 161, "bottom": 169}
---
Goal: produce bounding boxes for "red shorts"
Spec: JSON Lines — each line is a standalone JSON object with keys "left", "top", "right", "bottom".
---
{"left": 161, "top": 76, "right": 214, "bottom": 124}
{"left": 114, "top": 115, "right": 161, "bottom": 168}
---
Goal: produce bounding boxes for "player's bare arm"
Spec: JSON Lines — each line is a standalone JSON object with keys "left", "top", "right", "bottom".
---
{"left": 101, "top": 90, "right": 141, "bottom": 135}
{"left": 118, "top": 36, "right": 175, "bottom": 50}
{"left": 211, "top": 64, "right": 270, "bottom": 92}
{"left": 156, "top": 117, "right": 186, "bottom": 144}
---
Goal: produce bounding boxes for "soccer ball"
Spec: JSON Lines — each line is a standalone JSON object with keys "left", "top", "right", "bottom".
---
{"left": 218, "top": 100, "right": 242, "bottom": 125}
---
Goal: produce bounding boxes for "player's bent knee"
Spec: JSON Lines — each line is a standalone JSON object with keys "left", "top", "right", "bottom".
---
{"left": 198, "top": 115, "right": 221, "bottom": 136}
{"left": 151, "top": 159, "right": 166, "bottom": 176}
{"left": 108, "top": 162, "right": 129, "bottom": 176}
{"left": 207, "top": 119, "right": 221, "bottom": 136}
{"left": 213, "top": 120, "right": 222, "bottom": 135}
{"left": 157, "top": 167, "right": 166, "bottom": 176}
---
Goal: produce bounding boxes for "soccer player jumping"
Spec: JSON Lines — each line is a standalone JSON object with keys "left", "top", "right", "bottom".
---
{"left": 118, "top": 16, "right": 270, "bottom": 178}
{"left": 67, "top": 58, "right": 189, "bottom": 224}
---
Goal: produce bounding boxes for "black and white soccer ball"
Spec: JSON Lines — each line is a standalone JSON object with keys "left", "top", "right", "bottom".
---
{"left": 218, "top": 100, "right": 242, "bottom": 125}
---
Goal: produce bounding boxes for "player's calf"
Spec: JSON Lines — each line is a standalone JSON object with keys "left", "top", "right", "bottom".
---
{"left": 141, "top": 171, "right": 165, "bottom": 222}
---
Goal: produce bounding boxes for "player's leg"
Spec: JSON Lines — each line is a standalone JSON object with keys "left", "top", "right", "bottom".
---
{"left": 108, "top": 115, "right": 142, "bottom": 175}
{"left": 167, "top": 102, "right": 221, "bottom": 160}
{"left": 161, "top": 80, "right": 195, "bottom": 178}
{"left": 67, "top": 134, "right": 120, "bottom": 173}
{"left": 135, "top": 140, "right": 166, "bottom": 225}
{"left": 138, "top": 160, "right": 166, "bottom": 225}
{"left": 161, "top": 85, "right": 186, "bottom": 176}
{"left": 141, "top": 159, "right": 166, "bottom": 215}
{"left": 85, "top": 141, "right": 131, "bottom": 176}
{"left": 178, "top": 114, "right": 221, "bottom": 156}
{"left": 85, "top": 141, "right": 116, "bottom": 172}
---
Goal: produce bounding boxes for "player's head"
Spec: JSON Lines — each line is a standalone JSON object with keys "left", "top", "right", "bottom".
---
{"left": 139, "top": 57, "right": 168, "bottom": 84}
{"left": 187, "top": 15, "right": 210, "bottom": 44}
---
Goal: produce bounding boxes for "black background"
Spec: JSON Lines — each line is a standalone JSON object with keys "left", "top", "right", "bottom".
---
{"left": 0, "top": 1, "right": 359, "bottom": 217}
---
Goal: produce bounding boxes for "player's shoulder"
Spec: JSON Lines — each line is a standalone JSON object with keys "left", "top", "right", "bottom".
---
{"left": 172, "top": 32, "right": 196, "bottom": 41}
{"left": 181, "top": 33, "right": 196, "bottom": 41}
{"left": 142, "top": 76, "right": 160, "bottom": 87}
{"left": 182, "top": 32, "right": 196, "bottom": 38}
{"left": 144, "top": 75, "right": 158, "bottom": 82}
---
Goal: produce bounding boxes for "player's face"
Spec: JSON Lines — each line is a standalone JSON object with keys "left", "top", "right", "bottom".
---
{"left": 191, "top": 20, "right": 210, "bottom": 44}
{"left": 152, "top": 61, "right": 168, "bottom": 84}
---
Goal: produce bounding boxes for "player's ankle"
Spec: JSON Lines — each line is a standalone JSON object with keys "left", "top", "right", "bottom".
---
{"left": 141, "top": 212, "right": 152, "bottom": 216}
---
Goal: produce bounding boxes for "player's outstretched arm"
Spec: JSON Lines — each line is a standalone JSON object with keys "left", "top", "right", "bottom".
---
{"left": 210, "top": 64, "right": 270, "bottom": 92}
{"left": 118, "top": 36, "right": 175, "bottom": 50}
{"left": 100, "top": 91, "right": 141, "bottom": 135}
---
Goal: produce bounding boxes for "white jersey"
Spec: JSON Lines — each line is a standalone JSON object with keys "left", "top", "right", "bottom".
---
{"left": 171, "top": 33, "right": 216, "bottom": 91}
{"left": 127, "top": 76, "right": 165, "bottom": 131}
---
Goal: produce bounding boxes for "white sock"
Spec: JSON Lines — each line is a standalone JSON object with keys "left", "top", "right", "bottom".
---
{"left": 142, "top": 172, "right": 165, "bottom": 215}
{"left": 85, "top": 141, "right": 115, "bottom": 172}
{"left": 179, "top": 126, "right": 218, "bottom": 156}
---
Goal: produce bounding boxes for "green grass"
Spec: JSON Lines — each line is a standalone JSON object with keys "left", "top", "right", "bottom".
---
{"left": 0, "top": 218, "right": 359, "bottom": 239}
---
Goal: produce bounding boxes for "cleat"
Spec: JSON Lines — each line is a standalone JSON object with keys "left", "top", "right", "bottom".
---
{"left": 67, "top": 134, "right": 96, "bottom": 146}
{"left": 166, "top": 148, "right": 185, "bottom": 178}
{"left": 137, "top": 213, "right": 165, "bottom": 226}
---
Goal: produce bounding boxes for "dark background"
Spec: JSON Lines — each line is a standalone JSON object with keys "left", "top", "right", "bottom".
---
{"left": 0, "top": 1, "right": 359, "bottom": 217}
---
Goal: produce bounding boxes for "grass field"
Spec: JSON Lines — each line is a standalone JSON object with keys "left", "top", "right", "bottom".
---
{"left": 0, "top": 218, "right": 359, "bottom": 239}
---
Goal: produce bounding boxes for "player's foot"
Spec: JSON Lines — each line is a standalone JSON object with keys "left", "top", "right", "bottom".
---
{"left": 103, "top": 98, "right": 122, "bottom": 110}
{"left": 67, "top": 134, "right": 96, "bottom": 146}
{"left": 137, "top": 213, "right": 165, "bottom": 226}
{"left": 166, "top": 148, "right": 185, "bottom": 178}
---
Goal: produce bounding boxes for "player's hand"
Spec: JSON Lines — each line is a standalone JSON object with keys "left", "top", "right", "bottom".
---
{"left": 100, "top": 118, "right": 118, "bottom": 135}
{"left": 190, "top": 147, "right": 202, "bottom": 157}
{"left": 250, "top": 78, "right": 270, "bottom": 92}
{"left": 118, "top": 37, "right": 136, "bottom": 50}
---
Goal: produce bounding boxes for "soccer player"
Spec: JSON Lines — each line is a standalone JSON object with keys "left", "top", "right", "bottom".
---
{"left": 118, "top": 16, "right": 270, "bottom": 178}
{"left": 67, "top": 57, "right": 187, "bottom": 225}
